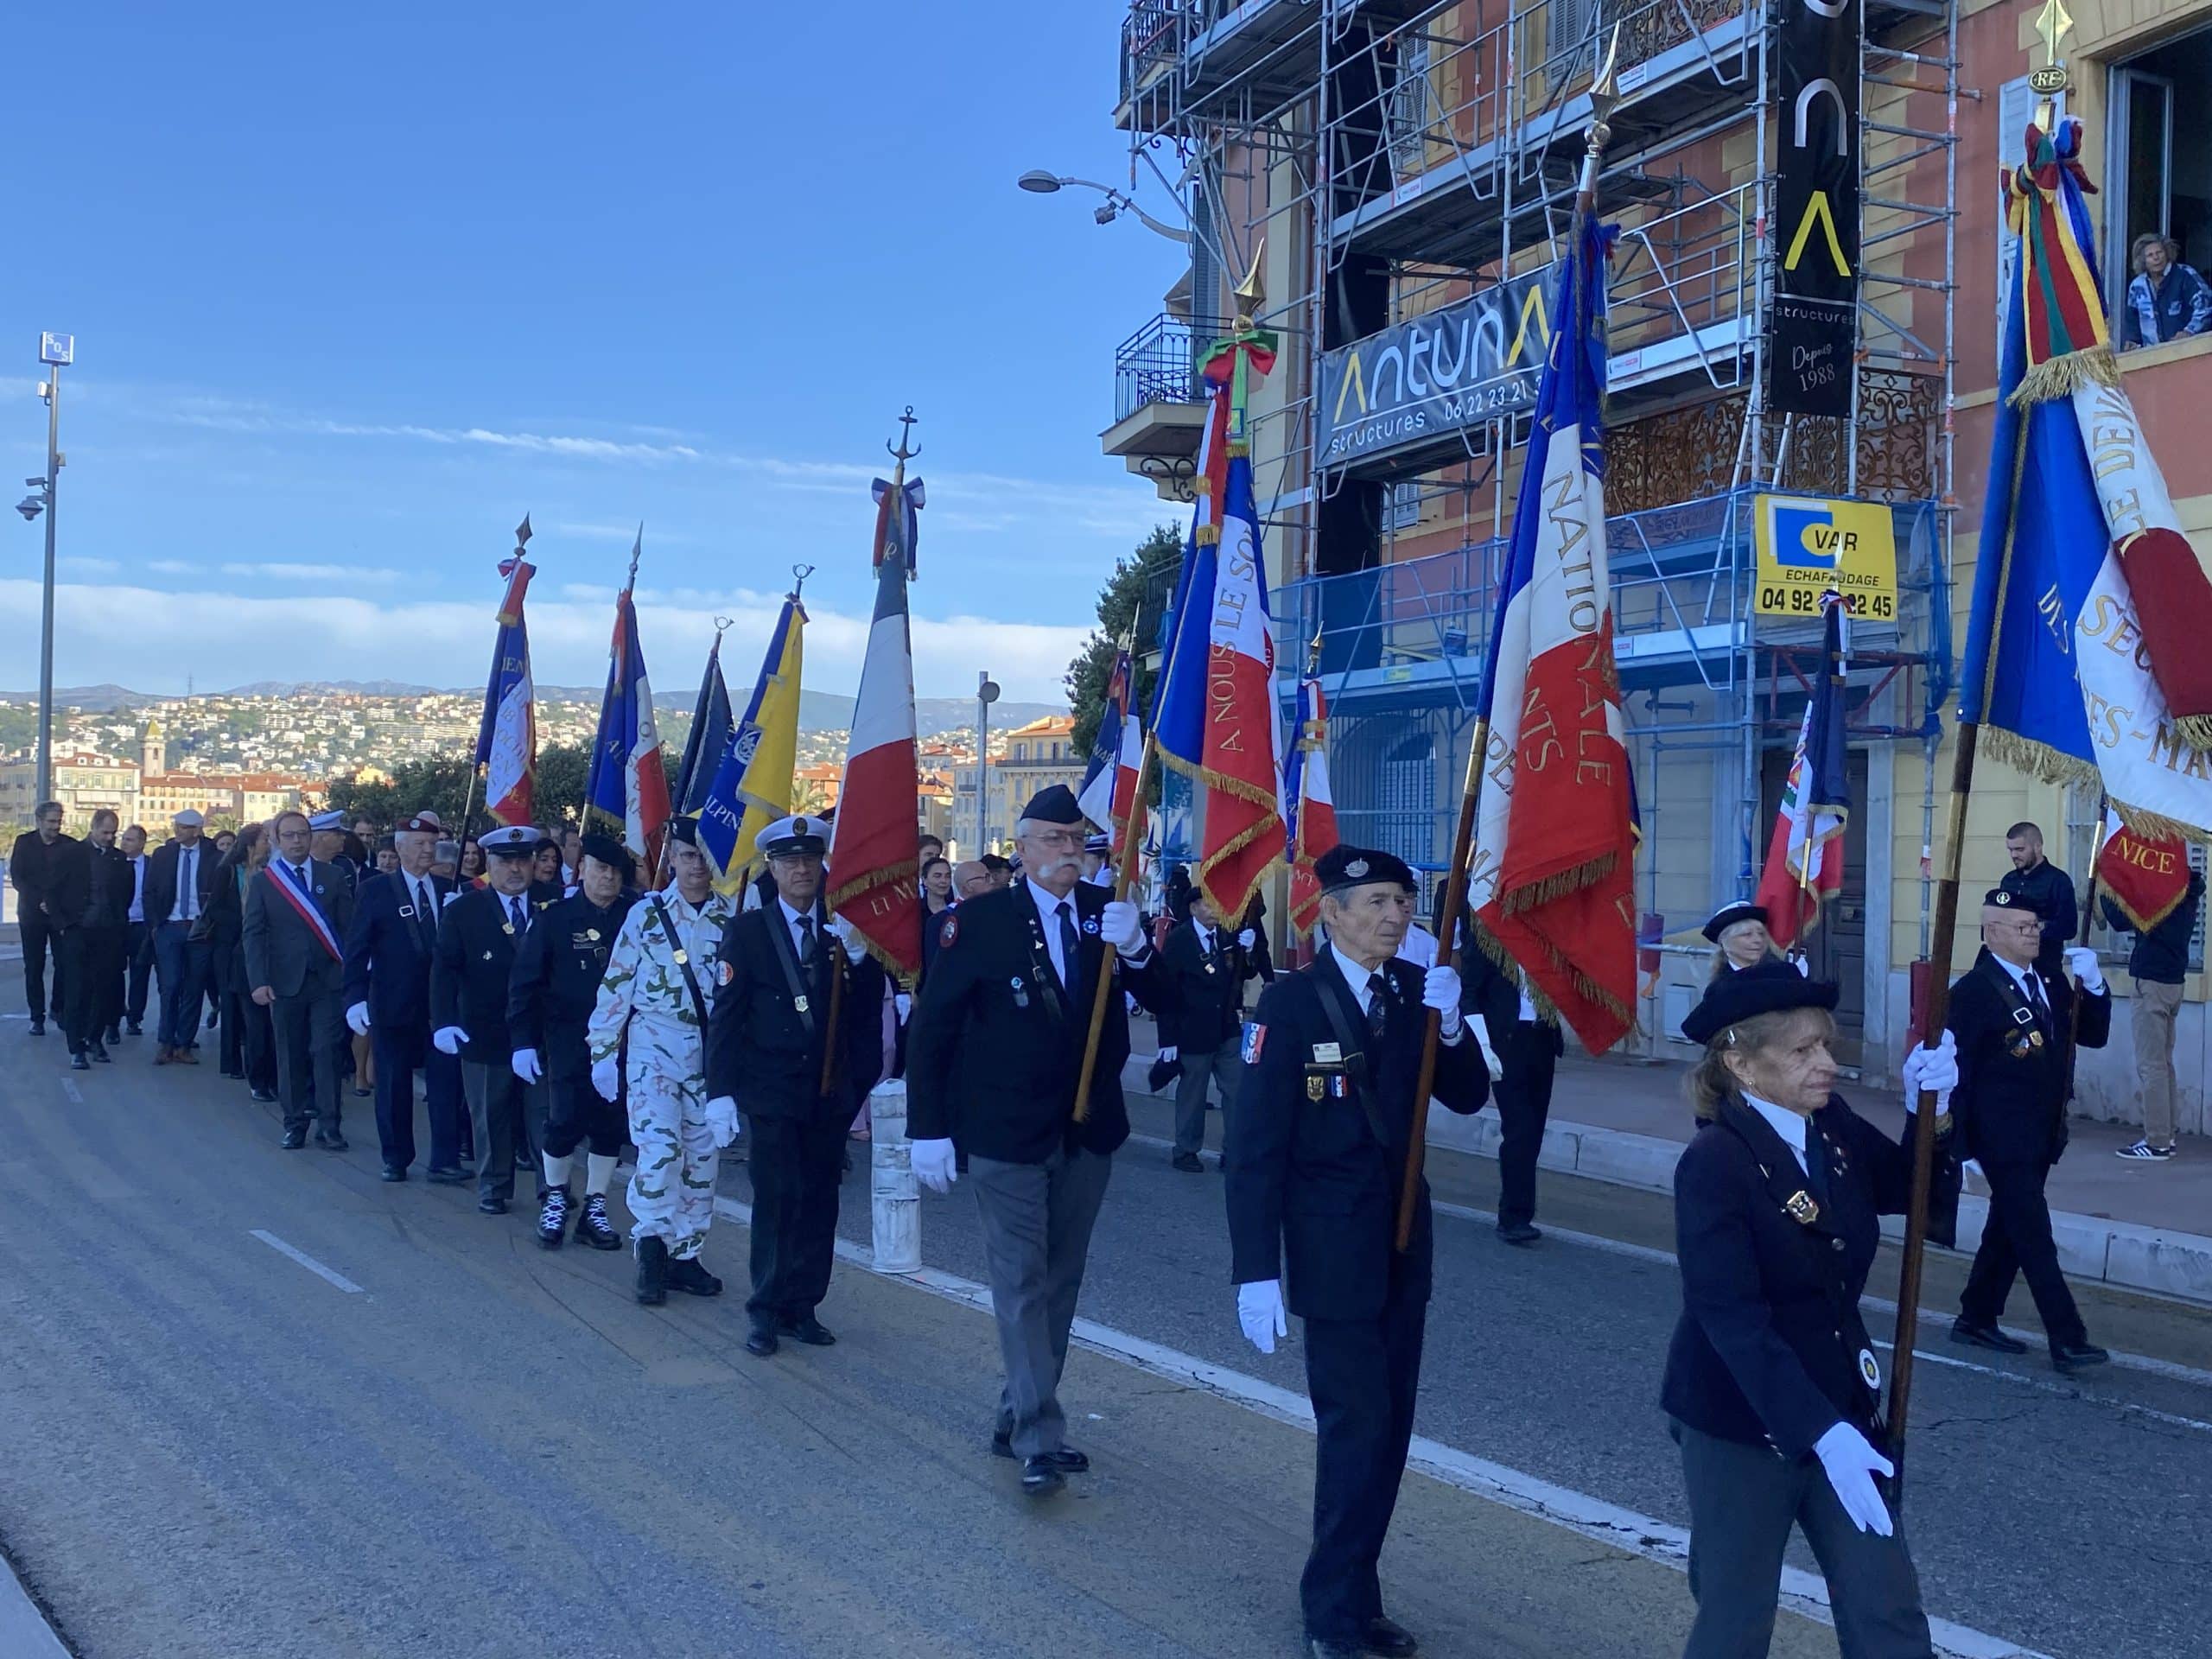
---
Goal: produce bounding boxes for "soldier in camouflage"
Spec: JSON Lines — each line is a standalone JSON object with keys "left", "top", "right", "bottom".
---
{"left": 588, "top": 822, "right": 741, "bottom": 1306}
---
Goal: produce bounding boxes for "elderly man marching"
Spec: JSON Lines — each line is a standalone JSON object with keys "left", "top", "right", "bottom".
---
{"left": 588, "top": 821, "right": 740, "bottom": 1306}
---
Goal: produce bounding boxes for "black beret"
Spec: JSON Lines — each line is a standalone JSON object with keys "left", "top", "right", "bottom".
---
{"left": 1316, "top": 844, "right": 1418, "bottom": 895}
{"left": 1702, "top": 900, "right": 1769, "bottom": 944}
{"left": 579, "top": 833, "right": 633, "bottom": 878}
{"left": 1020, "top": 784, "right": 1084, "bottom": 825}
{"left": 1680, "top": 959, "right": 1840, "bottom": 1046}
{"left": 1983, "top": 886, "right": 2041, "bottom": 918}
{"left": 667, "top": 819, "right": 699, "bottom": 847}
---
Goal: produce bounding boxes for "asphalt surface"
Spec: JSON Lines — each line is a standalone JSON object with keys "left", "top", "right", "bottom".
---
{"left": 2, "top": 974, "right": 2207, "bottom": 1659}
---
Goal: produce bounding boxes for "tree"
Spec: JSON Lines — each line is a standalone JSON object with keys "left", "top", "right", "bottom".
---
{"left": 326, "top": 755, "right": 475, "bottom": 832}
{"left": 1066, "top": 524, "right": 1181, "bottom": 755}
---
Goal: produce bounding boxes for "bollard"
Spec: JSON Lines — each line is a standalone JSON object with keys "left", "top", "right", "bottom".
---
{"left": 868, "top": 1077, "right": 921, "bottom": 1274}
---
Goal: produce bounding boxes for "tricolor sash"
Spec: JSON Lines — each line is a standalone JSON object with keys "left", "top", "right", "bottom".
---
{"left": 264, "top": 863, "right": 344, "bottom": 963}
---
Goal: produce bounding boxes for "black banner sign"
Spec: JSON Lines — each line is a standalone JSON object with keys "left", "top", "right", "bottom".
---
{"left": 1769, "top": 0, "right": 1859, "bottom": 418}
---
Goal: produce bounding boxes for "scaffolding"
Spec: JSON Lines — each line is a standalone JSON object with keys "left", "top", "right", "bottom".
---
{"left": 1113, "top": 0, "right": 1963, "bottom": 1044}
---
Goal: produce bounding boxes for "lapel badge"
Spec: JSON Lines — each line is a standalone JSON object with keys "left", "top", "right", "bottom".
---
{"left": 1785, "top": 1190, "right": 1821, "bottom": 1226}
{"left": 587, "top": 928, "right": 601, "bottom": 942}
{"left": 672, "top": 949, "right": 689, "bottom": 966}
{"left": 398, "top": 904, "right": 416, "bottom": 918}
{"left": 793, "top": 994, "right": 810, "bottom": 1014}
{"left": 1858, "top": 1347, "right": 1882, "bottom": 1390}
{"left": 482, "top": 949, "right": 493, "bottom": 961}
{"left": 501, "top": 922, "right": 516, "bottom": 937}
{"left": 1083, "top": 915, "right": 1099, "bottom": 935}
{"left": 717, "top": 961, "right": 734, "bottom": 987}
{"left": 1306, "top": 1076, "right": 1325, "bottom": 1101}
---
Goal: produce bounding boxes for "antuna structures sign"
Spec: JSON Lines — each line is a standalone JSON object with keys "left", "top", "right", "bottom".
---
{"left": 1770, "top": 0, "right": 1860, "bottom": 418}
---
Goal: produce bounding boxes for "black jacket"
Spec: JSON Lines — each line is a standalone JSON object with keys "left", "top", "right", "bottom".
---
{"left": 2101, "top": 870, "right": 2203, "bottom": 986}
{"left": 906, "top": 882, "right": 1160, "bottom": 1163}
{"left": 432, "top": 886, "right": 536, "bottom": 1065}
{"left": 7, "top": 830, "right": 79, "bottom": 911}
{"left": 143, "top": 837, "right": 224, "bottom": 930}
{"left": 342, "top": 869, "right": 454, "bottom": 1032}
{"left": 1999, "top": 860, "right": 2077, "bottom": 976}
{"left": 1662, "top": 1092, "right": 1911, "bottom": 1456}
{"left": 1946, "top": 947, "right": 2110, "bottom": 1166}
{"left": 48, "top": 840, "right": 133, "bottom": 931}
{"left": 1226, "top": 952, "right": 1488, "bottom": 1321}
{"left": 704, "top": 901, "right": 887, "bottom": 1121}
{"left": 1155, "top": 918, "right": 1260, "bottom": 1053}
{"left": 508, "top": 890, "right": 637, "bottom": 1078}
{"left": 1458, "top": 945, "right": 1566, "bottom": 1058}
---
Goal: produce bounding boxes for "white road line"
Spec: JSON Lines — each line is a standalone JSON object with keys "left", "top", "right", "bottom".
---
{"left": 248, "top": 1230, "right": 364, "bottom": 1294}
{"left": 711, "top": 1196, "right": 2050, "bottom": 1659}
{"left": 1128, "top": 1131, "right": 2212, "bottom": 1393}
{"left": 59, "top": 1077, "right": 82, "bottom": 1104}
{"left": 1870, "top": 1340, "right": 2212, "bottom": 1433}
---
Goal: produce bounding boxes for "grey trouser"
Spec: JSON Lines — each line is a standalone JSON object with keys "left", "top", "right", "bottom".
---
{"left": 1173, "top": 1043, "right": 1239, "bottom": 1156}
{"left": 1675, "top": 1421, "right": 1933, "bottom": 1659}
{"left": 2133, "top": 976, "right": 2183, "bottom": 1147}
{"left": 461, "top": 1062, "right": 547, "bottom": 1202}
{"left": 969, "top": 1146, "right": 1113, "bottom": 1459}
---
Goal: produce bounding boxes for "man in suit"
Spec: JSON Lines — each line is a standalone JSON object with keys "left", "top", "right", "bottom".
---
{"left": 906, "top": 784, "right": 1160, "bottom": 1497}
{"left": 9, "top": 800, "right": 74, "bottom": 1034}
{"left": 511, "top": 833, "right": 639, "bottom": 1251}
{"left": 343, "top": 812, "right": 467, "bottom": 1183}
{"left": 1227, "top": 845, "right": 1486, "bottom": 1659}
{"left": 118, "top": 823, "right": 154, "bottom": 1040}
{"left": 244, "top": 809, "right": 357, "bottom": 1150}
{"left": 50, "top": 809, "right": 132, "bottom": 1070}
{"left": 434, "top": 825, "right": 550, "bottom": 1216}
{"left": 705, "top": 815, "right": 888, "bottom": 1356}
{"left": 144, "top": 808, "right": 223, "bottom": 1064}
{"left": 1947, "top": 887, "right": 2113, "bottom": 1373}
{"left": 1155, "top": 885, "right": 1262, "bottom": 1171}
{"left": 1460, "top": 943, "right": 1565, "bottom": 1245}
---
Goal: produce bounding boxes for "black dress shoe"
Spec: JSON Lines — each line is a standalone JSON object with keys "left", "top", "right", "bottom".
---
{"left": 745, "top": 1324, "right": 779, "bottom": 1357}
{"left": 478, "top": 1196, "right": 508, "bottom": 1215}
{"left": 28, "top": 1018, "right": 44, "bottom": 1037}
{"left": 1950, "top": 1319, "right": 2029, "bottom": 1355}
{"left": 991, "top": 1432, "right": 1089, "bottom": 1472}
{"left": 1363, "top": 1615, "right": 1420, "bottom": 1657}
{"left": 102, "top": 1027, "right": 120, "bottom": 1046}
{"left": 69, "top": 1052, "right": 89, "bottom": 1071}
{"left": 314, "top": 1130, "right": 349, "bottom": 1153}
{"left": 219, "top": 1067, "right": 245, "bottom": 1080}
{"left": 777, "top": 1314, "right": 836, "bottom": 1346}
{"left": 2052, "top": 1341, "right": 2111, "bottom": 1373}
{"left": 424, "top": 1165, "right": 471, "bottom": 1185}
{"left": 380, "top": 1165, "right": 407, "bottom": 1183}
{"left": 1171, "top": 1151, "right": 1204, "bottom": 1173}
{"left": 90, "top": 1042, "right": 112, "bottom": 1063}
{"left": 1497, "top": 1220, "right": 1541, "bottom": 1247}
{"left": 1020, "top": 1456, "right": 1065, "bottom": 1498}
{"left": 280, "top": 1128, "right": 308, "bottom": 1150}
{"left": 250, "top": 1087, "right": 278, "bottom": 1103}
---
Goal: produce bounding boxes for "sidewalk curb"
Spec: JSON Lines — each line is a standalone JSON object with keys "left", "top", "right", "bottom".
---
{"left": 0, "top": 1551, "right": 70, "bottom": 1659}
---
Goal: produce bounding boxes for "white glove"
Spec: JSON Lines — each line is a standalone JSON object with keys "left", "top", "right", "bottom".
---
{"left": 1158, "top": 1045, "right": 1179, "bottom": 1064}
{"left": 345, "top": 1002, "right": 371, "bottom": 1036}
{"left": 590, "top": 1057, "right": 620, "bottom": 1102}
{"left": 703, "top": 1095, "right": 740, "bottom": 1148}
{"left": 911, "top": 1136, "right": 958, "bottom": 1193}
{"left": 2063, "top": 945, "right": 2104, "bottom": 995}
{"left": 1813, "top": 1422, "right": 1896, "bottom": 1536}
{"left": 1793, "top": 954, "right": 1812, "bottom": 978}
{"left": 1468, "top": 1014, "right": 1506, "bottom": 1082}
{"left": 830, "top": 915, "right": 867, "bottom": 964}
{"left": 1236, "top": 1280, "right": 1289, "bottom": 1355}
{"left": 893, "top": 992, "right": 912, "bottom": 1023}
{"left": 1237, "top": 929, "right": 1256, "bottom": 949}
{"left": 1101, "top": 899, "right": 1143, "bottom": 954}
{"left": 511, "top": 1047, "right": 543, "bottom": 1085}
{"left": 1423, "top": 964, "right": 1464, "bottom": 1039}
{"left": 433, "top": 1026, "right": 467, "bottom": 1056}
{"left": 1900, "top": 1031, "right": 1956, "bottom": 1116}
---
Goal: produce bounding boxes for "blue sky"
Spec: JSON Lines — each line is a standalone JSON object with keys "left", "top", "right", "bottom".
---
{"left": 0, "top": 3, "right": 1186, "bottom": 702}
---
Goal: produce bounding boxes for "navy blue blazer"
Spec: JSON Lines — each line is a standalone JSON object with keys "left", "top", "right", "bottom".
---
{"left": 341, "top": 871, "right": 453, "bottom": 1030}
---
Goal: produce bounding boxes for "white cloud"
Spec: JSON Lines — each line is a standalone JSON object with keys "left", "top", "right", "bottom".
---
{"left": 219, "top": 561, "right": 406, "bottom": 582}
{"left": 59, "top": 556, "right": 121, "bottom": 577}
{"left": 146, "top": 559, "right": 196, "bottom": 575}
{"left": 0, "top": 578, "right": 1086, "bottom": 705}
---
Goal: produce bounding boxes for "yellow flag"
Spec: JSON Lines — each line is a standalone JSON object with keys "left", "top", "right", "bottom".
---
{"left": 700, "top": 597, "right": 805, "bottom": 894}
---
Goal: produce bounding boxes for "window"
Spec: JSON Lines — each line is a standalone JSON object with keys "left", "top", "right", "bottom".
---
{"left": 1388, "top": 32, "right": 1432, "bottom": 182}
{"left": 2105, "top": 25, "right": 2212, "bottom": 329}
{"left": 1388, "top": 479, "right": 1422, "bottom": 531}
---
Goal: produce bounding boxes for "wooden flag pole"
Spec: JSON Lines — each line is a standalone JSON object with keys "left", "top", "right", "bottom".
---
{"left": 2062, "top": 796, "right": 2108, "bottom": 1103}
{"left": 1073, "top": 730, "right": 1160, "bottom": 1123}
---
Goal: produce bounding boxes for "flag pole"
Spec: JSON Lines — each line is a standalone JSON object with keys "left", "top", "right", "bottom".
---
{"left": 2063, "top": 795, "right": 2108, "bottom": 1101}
{"left": 819, "top": 412, "right": 918, "bottom": 1099}
{"left": 1395, "top": 29, "right": 1621, "bottom": 1252}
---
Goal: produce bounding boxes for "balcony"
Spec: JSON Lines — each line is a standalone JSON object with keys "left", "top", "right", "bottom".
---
{"left": 1103, "top": 312, "right": 1224, "bottom": 499}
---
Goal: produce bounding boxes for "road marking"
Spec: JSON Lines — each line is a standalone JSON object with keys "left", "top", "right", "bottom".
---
{"left": 712, "top": 1196, "right": 2050, "bottom": 1659}
{"left": 1128, "top": 1132, "right": 2212, "bottom": 1393}
{"left": 1871, "top": 1339, "right": 2212, "bottom": 1433}
{"left": 59, "top": 1077, "right": 82, "bottom": 1104}
{"left": 248, "top": 1230, "right": 364, "bottom": 1294}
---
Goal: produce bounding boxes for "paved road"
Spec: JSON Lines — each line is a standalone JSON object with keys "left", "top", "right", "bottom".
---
{"left": 1, "top": 977, "right": 2205, "bottom": 1658}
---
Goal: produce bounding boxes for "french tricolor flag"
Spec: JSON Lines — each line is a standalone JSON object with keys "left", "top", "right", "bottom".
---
{"left": 1284, "top": 675, "right": 1338, "bottom": 937}
{"left": 583, "top": 531, "right": 671, "bottom": 884}
{"left": 1077, "top": 645, "right": 1143, "bottom": 836}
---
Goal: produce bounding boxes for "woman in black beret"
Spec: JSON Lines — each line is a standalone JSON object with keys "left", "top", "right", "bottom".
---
{"left": 1662, "top": 960, "right": 1955, "bottom": 1658}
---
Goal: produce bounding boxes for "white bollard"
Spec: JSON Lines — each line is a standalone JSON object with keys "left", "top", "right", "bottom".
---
{"left": 868, "top": 1078, "right": 921, "bottom": 1274}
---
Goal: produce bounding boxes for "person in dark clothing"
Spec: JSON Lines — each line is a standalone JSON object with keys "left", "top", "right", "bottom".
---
{"left": 199, "top": 824, "right": 278, "bottom": 1100}
{"left": 1460, "top": 941, "right": 1564, "bottom": 1244}
{"left": 118, "top": 823, "right": 154, "bottom": 1040}
{"left": 1155, "top": 886, "right": 1262, "bottom": 1170}
{"left": 51, "top": 810, "right": 131, "bottom": 1068}
{"left": 1998, "top": 821, "right": 2075, "bottom": 978}
{"left": 2120, "top": 232, "right": 2212, "bottom": 348}
{"left": 1664, "top": 961, "right": 1944, "bottom": 1658}
{"left": 2101, "top": 864, "right": 2202, "bottom": 1160}
{"left": 1237, "top": 887, "right": 1277, "bottom": 984}
{"left": 9, "top": 800, "right": 75, "bottom": 1033}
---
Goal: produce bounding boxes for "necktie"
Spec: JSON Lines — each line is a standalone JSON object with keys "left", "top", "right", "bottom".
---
{"left": 289, "top": 861, "right": 310, "bottom": 893}
{"left": 508, "top": 896, "right": 526, "bottom": 933}
{"left": 1365, "top": 972, "right": 1391, "bottom": 1045}
{"left": 2025, "top": 972, "right": 2050, "bottom": 1031}
{"left": 413, "top": 880, "right": 436, "bottom": 950}
{"left": 796, "top": 912, "right": 817, "bottom": 977}
{"left": 1805, "top": 1122, "right": 1834, "bottom": 1206}
{"left": 181, "top": 849, "right": 195, "bottom": 919}
{"left": 1057, "top": 901, "right": 1082, "bottom": 998}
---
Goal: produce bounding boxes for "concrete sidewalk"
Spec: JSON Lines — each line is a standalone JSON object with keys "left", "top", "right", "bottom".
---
{"left": 1124, "top": 1020, "right": 2212, "bottom": 1306}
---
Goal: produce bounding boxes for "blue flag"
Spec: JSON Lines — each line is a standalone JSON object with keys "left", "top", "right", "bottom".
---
{"left": 583, "top": 576, "right": 670, "bottom": 867}
{"left": 671, "top": 637, "right": 734, "bottom": 818}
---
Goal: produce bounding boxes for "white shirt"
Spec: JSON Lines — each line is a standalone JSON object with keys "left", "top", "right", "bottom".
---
{"left": 127, "top": 855, "right": 147, "bottom": 924}
{"left": 778, "top": 897, "right": 820, "bottom": 962}
{"left": 170, "top": 842, "right": 201, "bottom": 922}
{"left": 1027, "top": 878, "right": 1079, "bottom": 988}
{"left": 1332, "top": 942, "right": 1462, "bottom": 1046}
{"left": 1744, "top": 1090, "right": 1810, "bottom": 1175}
{"left": 1192, "top": 920, "right": 1215, "bottom": 957}
{"left": 1993, "top": 953, "right": 2045, "bottom": 1010}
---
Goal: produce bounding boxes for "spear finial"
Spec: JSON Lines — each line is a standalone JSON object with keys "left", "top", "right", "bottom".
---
{"left": 515, "top": 513, "right": 533, "bottom": 550}
{"left": 626, "top": 523, "right": 643, "bottom": 587}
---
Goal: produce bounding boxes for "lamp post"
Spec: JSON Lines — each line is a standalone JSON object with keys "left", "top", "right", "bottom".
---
{"left": 21, "top": 333, "right": 70, "bottom": 810}
{"left": 976, "top": 671, "right": 1000, "bottom": 854}
{"left": 1016, "top": 170, "right": 1192, "bottom": 243}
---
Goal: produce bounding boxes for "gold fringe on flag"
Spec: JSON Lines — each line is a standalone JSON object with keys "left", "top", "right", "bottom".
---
{"left": 2006, "top": 342, "right": 2119, "bottom": 410}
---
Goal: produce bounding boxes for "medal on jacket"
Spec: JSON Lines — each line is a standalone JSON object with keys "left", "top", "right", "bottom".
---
{"left": 587, "top": 928, "right": 601, "bottom": 941}
{"left": 1306, "top": 1075, "right": 1325, "bottom": 1101}
{"left": 1010, "top": 975, "right": 1030, "bottom": 1008}
{"left": 673, "top": 949, "right": 689, "bottom": 965}
{"left": 501, "top": 922, "right": 515, "bottom": 937}
{"left": 1858, "top": 1347, "right": 1881, "bottom": 1391}
{"left": 793, "top": 994, "right": 810, "bottom": 1014}
{"left": 1784, "top": 1190, "right": 1821, "bottom": 1226}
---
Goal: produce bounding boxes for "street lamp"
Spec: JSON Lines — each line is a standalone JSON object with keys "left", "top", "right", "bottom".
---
{"left": 1016, "top": 170, "right": 1191, "bottom": 244}
{"left": 27, "top": 333, "right": 69, "bottom": 811}
{"left": 976, "top": 671, "right": 1001, "bottom": 854}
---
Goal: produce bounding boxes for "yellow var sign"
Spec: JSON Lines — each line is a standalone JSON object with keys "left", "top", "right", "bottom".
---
{"left": 1752, "top": 493, "right": 1898, "bottom": 620}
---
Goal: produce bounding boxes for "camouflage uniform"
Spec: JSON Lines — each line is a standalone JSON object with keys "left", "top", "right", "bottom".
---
{"left": 588, "top": 888, "right": 737, "bottom": 1261}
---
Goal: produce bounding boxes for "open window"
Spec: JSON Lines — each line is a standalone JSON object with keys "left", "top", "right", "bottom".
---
{"left": 2105, "top": 24, "right": 2212, "bottom": 318}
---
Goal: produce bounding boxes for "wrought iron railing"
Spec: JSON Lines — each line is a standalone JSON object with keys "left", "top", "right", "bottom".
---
{"left": 1114, "top": 312, "right": 1227, "bottom": 424}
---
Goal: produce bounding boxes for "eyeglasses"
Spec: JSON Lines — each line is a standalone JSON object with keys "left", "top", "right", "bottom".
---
{"left": 1024, "top": 830, "right": 1085, "bottom": 851}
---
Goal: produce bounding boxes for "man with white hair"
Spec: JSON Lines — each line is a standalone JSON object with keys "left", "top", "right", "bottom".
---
{"left": 906, "top": 784, "right": 1160, "bottom": 1498}
{"left": 144, "top": 808, "right": 222, "bottom": 1064}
